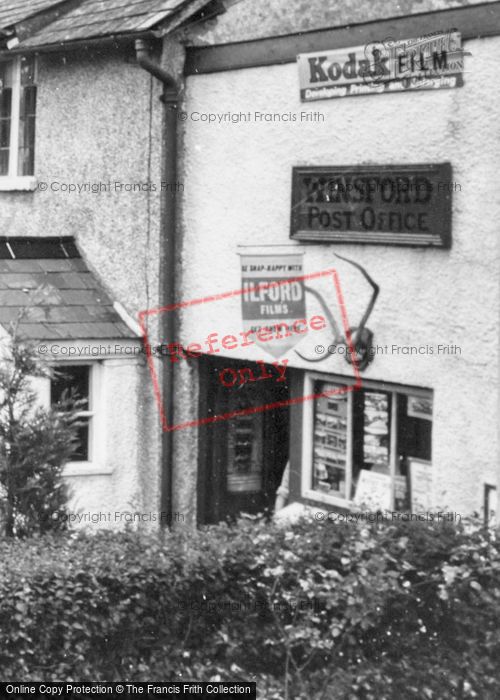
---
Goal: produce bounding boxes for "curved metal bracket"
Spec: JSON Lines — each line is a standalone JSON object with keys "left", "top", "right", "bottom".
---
{"left": 294, "top": 284, "right": 343, "bottom": 362}
{"left": 294, "top": 255, "right": 380, "bottom": 369}
{"left": 334, "top": 253, "right": 379, "bottom": 347}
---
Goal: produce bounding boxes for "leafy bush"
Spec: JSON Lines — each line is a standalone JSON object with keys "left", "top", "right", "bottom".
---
{"left": 0, "top": 322, "right": 82, "bottom": 537}
{"left": 0, "top": 515, "right": 499, "bottom": 699}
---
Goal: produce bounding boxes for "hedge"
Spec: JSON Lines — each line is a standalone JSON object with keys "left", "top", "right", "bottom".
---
{"left": 0, "top": 515, "right": 499, "bottom": 699}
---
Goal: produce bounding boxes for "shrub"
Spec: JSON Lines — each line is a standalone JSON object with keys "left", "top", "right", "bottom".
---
{"left": 0, "top": 319, "right": 82, "bottom": 537}
{"left": 0, "top": 515, "right": 499, "bottom": 699}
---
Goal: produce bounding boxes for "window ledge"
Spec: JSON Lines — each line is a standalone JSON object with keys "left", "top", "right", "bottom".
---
{"left": 302, "top": 489, "right": 352, "bottom": 509}
{"left": 63, "top": 462, "right": 113, "bottom": 477}
{"left": 0, "top": 176, "right": 37, "bottom": 191}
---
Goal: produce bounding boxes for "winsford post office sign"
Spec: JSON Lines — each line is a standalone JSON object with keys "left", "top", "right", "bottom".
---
{"left": 290, "top": 164, "right": 452, "bottom": 247}
{"left": 297, "top": 31, "right": 463, "bottom": 101}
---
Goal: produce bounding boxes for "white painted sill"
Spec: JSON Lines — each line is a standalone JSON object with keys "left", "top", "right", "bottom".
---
{"left": 63, "top": 462, "right": 113, "bottom": 477}
{"left": 302, "top": 489, "right": 353, "bottom": 510}
{"left": 0, "top": 176, "right": 37, "bottom": 191}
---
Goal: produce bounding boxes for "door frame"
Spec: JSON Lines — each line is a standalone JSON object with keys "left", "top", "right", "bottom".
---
{"left": 196, "top": 355, "right": 290, "bottom": 525}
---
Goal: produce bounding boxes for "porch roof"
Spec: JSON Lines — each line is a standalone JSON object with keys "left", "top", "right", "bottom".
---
{"left": 0, "top": 0, "right": 66, "bottom": 32}
{"left": 5, "top": 0, "right": 215, "bottom": 49}
{"left": 0, "top": 237, "right": 137, "bottom": 341}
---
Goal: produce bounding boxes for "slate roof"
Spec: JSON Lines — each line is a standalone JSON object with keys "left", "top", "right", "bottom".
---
{"left": 16, "top": 0, "right": 199, "bottom": 47}
{"left": 0, "top": 0, "right": 67, "bottom": 31}
{"left": 0, "top": 237, "right": 136, "bottom": 341}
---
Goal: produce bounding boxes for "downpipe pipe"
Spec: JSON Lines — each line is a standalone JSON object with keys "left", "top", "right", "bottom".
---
{"left": 135, "top": 38, "right": 179, "bottom": 526}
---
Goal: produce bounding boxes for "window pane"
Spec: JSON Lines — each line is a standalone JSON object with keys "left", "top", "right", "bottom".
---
{"left": 51, "top": 365, "right": 90, "bottom": 408}
{"left": 20, "top": 56, "right": 36, "bottom": 86}
{"left": 0, "top": 64, "right": 13, "bottom": 176}
{"left": 0, "top": 87, "right": 11, "bottom": 175}
{"left": 397, "top": 394, "right": 433, "bottom": 463}
{"left": 361, "top": 391, "right": 390, "bottom": 470}
{"left": 0, "top": 87, "right": 12, "bottom": 118}
{"left": 0, "top": 150, "right": 9, "bottom": 174}
{"left": 21, "top": 85, "right": 37, "bottom": 114}
{"left": 51, "top": 365, "right": 91, "bottom": 463}
{"left": 18, "top": 85, "right": 37, "bottom": 176}
{"left": 0, "top": 117, "right": 10, "bottom": 145}
{"left": 312, "top": 383, "right": 348, "bottom": 498}
{"left": 0, "top": 62, "right": 14, "bottom": 88}
{"left": 351, "top": 390, "right": 391, "bottom": 498}
{"left": 72, "top": 421, "right": 90, "bottom": 462}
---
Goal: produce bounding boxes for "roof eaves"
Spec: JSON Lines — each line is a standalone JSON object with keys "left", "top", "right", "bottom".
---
{"left": 0, "top": 0, "right": 84, "bottom": 46}
{"left": 4, "top": 0, "right": 220, "bottom": 53}
{"left": 1, "top": 28, "right": 159, "bottom": 54}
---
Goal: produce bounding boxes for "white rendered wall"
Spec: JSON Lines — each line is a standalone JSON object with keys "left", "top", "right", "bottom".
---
{"left": 177, "top": 36, "right": 500, "bottom": 515}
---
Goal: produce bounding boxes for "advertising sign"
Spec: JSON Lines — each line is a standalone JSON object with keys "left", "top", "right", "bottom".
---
{"left": 409, "top": 459, "right": 433, "bottom": 511}
{"left": 240, "top": 252, "right": 306, "bottom": 358}
{"left": 297, "top": 31, "right": 463, "bottom": 101}
{"left": 290, "top": 163, "right": 452, "bottom": 247}
{"left": 354, "top": 470, "right": 392, "bottom": 511}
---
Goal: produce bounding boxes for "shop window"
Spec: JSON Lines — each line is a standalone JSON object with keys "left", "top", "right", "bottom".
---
{"left": 303, "top": 374, "right": 433, "bottom": 510}
{"left": 312, "top": 392, "right": 349, "bottom": 498}
{"left": 50, "top": 365, "right": 93, "bottom": 463}
{"left": 0, "top": 56, "right": 37, "bottom": 179}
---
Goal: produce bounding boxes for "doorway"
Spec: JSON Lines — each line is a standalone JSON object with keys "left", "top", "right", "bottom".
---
{"left": 197, "top": 357, "right": 290, "bottom": 524}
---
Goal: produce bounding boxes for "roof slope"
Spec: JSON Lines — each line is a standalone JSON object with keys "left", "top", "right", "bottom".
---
{"left": 0, "top": 237, "right": 136, "bottom": 341}
{"left": 19, "top": 0, "right": 194, "bottom": 47}
{"left": 185, "top": 0, "right": 499, "bottom": 46}
{"left": 0, "top": 0, "right": 67, "bottom": 31}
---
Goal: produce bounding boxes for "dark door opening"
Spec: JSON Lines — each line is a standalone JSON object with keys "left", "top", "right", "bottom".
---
{"left": 197, "top": 356, "right": 290, "bottom": 525}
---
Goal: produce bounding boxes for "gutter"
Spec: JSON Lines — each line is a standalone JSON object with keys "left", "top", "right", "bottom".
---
{"left": 135, "top": 38, "right": 179, "bottom": 527}
{"left": 0, "top": 30, "right": 158, "bottom": 56}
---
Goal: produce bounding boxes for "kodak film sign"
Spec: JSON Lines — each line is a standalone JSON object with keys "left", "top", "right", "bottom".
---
{"left": 297, "top": 31, "right": 464, "bottom": 101}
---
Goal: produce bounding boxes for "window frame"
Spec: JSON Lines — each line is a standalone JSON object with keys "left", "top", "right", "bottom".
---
{"left": 0, "top": 55, "right": 37, "bottom": 190}
{"left": 42, "top": 361, "right": 109, "bottom": 476}
{"left": 301, "top": 371, "right": 432, "bottom": 510}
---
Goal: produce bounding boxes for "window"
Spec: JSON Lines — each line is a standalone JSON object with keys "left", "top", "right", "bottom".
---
{"left": 50, "top": 365, "right": 93, "bottom": 463}
{"left": 303, "top": 374, "right": 433, "bottom": 510}
{"left": 0, "top": 56, "right": 37, "bottom": 179}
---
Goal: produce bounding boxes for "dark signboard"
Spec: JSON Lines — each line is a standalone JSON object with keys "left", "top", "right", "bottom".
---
{"left": 290, "top": 163, "right": 452, "bottom": 247}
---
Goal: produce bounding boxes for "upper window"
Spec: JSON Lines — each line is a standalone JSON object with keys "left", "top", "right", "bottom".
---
{"left": 303, "top": 375, "right": 433, "bottom": 511}
{"left": 50, "top": 365, "right": 93, "bottom": 463}
{"left": 0, "top": 56, "right": 37, "bottom": 178}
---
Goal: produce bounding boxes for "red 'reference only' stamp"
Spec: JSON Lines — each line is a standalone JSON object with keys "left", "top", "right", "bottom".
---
{"left": 138, "top": 268, "right": 361, "bottom": 432}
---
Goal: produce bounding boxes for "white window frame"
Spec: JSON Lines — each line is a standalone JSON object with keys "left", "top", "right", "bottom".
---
{"left": 39, "top": 361, "right": 110, "bottom": 476}
{"left": 301, "top": 371, "right": 432, "bottom": 510}
{"left": 0, "top": 56, "right": 37, "bottom": 191}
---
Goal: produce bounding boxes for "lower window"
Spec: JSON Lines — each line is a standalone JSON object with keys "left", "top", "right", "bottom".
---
{"left": 50, "top": 364, "right": 93, "bottom": 462}
{"left": 304, "top": 375, "right": 433, "bottom": 510}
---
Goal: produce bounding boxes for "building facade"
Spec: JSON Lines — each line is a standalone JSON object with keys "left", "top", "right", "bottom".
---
{"left": 170, "top": 0, "right": 500, "bottom": 524}
{"left": 0, "top": 0, "right": 176, "bottom": 526}
{"left": 0, "top": 0, "right": 499, "bottom": 528}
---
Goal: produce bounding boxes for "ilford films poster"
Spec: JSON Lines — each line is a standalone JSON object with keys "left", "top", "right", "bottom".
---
{"left": 240, "top": 252, "right": 305, "bottom": 357}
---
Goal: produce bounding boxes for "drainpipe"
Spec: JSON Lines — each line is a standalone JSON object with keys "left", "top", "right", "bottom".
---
{"left": 135, "top": 38, "right": 178, "bottom": 526}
